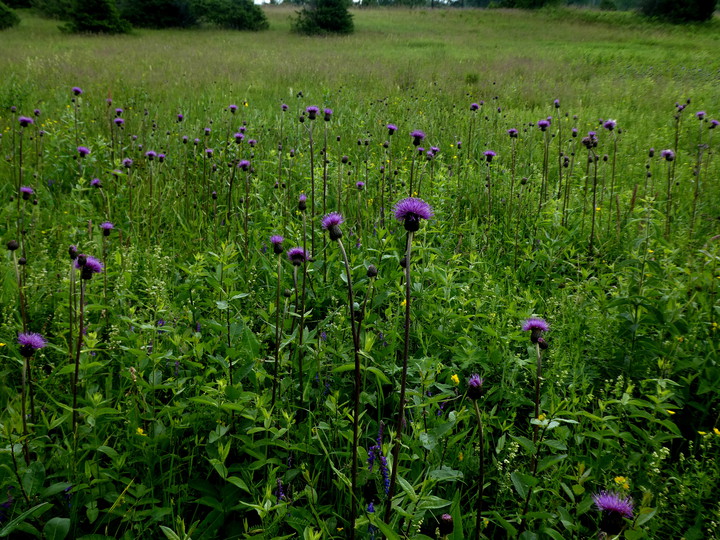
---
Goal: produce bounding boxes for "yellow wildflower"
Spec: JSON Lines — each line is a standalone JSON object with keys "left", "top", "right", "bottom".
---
{"left": 537, "top": 413, "right": 546, "bottom": 421}
{"left": 0, "top": 342, "right": 5, "bottom": 347}
{"left": 713, "top": 427, "right": 720, "bottom": 436}
{"left": 458, "top": 451, "right": 464, "bottom": 462}
{"left": 614, "top": 476, "right": 630, "bottom": 489}
{"left": 400, "top": 299, "right": 407, "bottom": 308}
{"left": 698, "top": 431, "right": 707, "bottom": 435}
{"left": 667, "top": 410, "right": 676, "bottom": 415}
{"left": 647, "top": 249, "right": 654, "bottom": 254}
{"left": 450, "top": 374, "right": 460, "bottom": 385}
{"left": 136, "top": 427, "right": 147, "bottom": 437}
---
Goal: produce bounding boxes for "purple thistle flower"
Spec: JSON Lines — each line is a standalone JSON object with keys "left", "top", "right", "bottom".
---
{"left": 287, "top": 247, "right": 308, "bottom": 266}
{"left": 281, "top": 103, "right": 289, "bottom": 111}
{"left": 439, "top": 513, "right": 454, "bottom": 535}
{"left": 77, "top": 146, "right": 90, "bottom": 157}
{"left": 72, "top": 87, "right": 83, "bottom": 96}
{"left": 394, "top": 197, "right": 434, "bottom": 232}
{"left": 34, "top": 109, "right": 41, "bottom": 116}
{"left": 356, "top": 181, "right": 365, "bottom": 190}
{"left": 306, "top": 106, "right": 319, "bottom": 120}
{"left": 321, "top": 212, "right": 344, "bottom": 241}
{"left": 234, "top": 132, "right": 245, "bottom": 143}
{"left": 387, "top": 123, "right": 397, "bottom": 135}
{"left": 410, "top": 129, "right": 425, "bottom": 145}
{"left": 431, "top": 146, "right": 440, "bottom": 155}
{"left": 507, "top": 128, "right": 518, "bottom": 138}
{"left": 695, "top": 111, "right": 705, "bottom": 120}
{"left": 298, "top": 193, "right": 307, "bottom": 211}
{"left": 20, "top": 186, "right": 34, "bottom": 199}
{"left": 467, "top": 373, "right": 484, "bottom": 400}
{"left": 470, "top": 102, "right": 480, "bottom": 111}
{"left": 324, "top": 108, "right": 333, "bottom": 121}
{"left": 603, "top": 119, "right": 617, "bottom": 131}
{"left": 204, "top": 127, "right": 211, "bottom": 135}
{"left": 146, "top": 150, "right": 157, "bottom": 160}
{"left": 709, "top": 119, "right": 719, "bottom": 129}
{"left": 522, "top": 317, "right": 549, "bottom": 344}
{"left": 122, "top": 158, "right": 133, "bottom": 168}
{"left": 553, "top": 99, "right": 560, "bottom": 108}
{"left": 115, "top": 108, "right": 123, "bottom": 116}
{"left": 660, "top": 149, "right": 675, "bottom": 162}
{"left": 75, "top": 255, "right": 104, "bottom": 280}
{"left": 593, "top": 492, "right": 633, "bottom": 518}
{"left": 228, "top": 104, "right": 238, "bottom": 113}
{"left": 90, "top": 178, "right": 102, "bottom": 188}
{"left": 100, "top": 222, "right": 114, "bottom": 236}
{"left": 248, "top": 139, "right": 257, "bottom": 147}
{"left": 18, "top": 332, "right": 47, "bottom": 357}
{"left": 238, "top": 159, "right": 251, "bottom": 171}
{"left": 18, "top": 116, "right": 34, "bottom": 127}
{"left": 572, "top": 127, "right": 578, "bottom": 137}
{"left": 205, "top": 148, "right": 213, "bottom": 157}
{"left": 484, "top": 150, "right": 496, "bottom": 162}
{"left": 270, "top": 235, "right": 284, "bottom": 255}
{"left": 158, "top": 153, "right": 165, "bottom": 163}
{"left": 537, "top": 119, "right": 550, "bottom": 131}
{"left": 193, "top": 138, "right": 200, "bottom": 145}
{"left": 177, "top": 113, "right": 184, "bottom": 122}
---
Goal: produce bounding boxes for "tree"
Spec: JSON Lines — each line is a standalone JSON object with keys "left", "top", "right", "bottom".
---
{"left": 63, "top": 0, "right": 131, "bottom": 33}
{"left": 119, "top": 0, "right": 195, "bottom": 28}
{"left": 0, "top": 1, "right": 20, "bottom": 29}
{"left": 640, "top": 0, "right": 717, "bottom": 22}
{"left": 293, "top": 0, "right": 353, "bottom": 35}
{"left": 191, "top": 0, "right": 268, "bottom": 30}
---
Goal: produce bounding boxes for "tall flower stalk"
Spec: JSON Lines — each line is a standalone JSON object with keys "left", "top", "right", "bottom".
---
{"left": 384, "top": 197, "right": 433, "bottom": 523}
{"left": 270, "top": 235, "right": 285, "bottom": 406}
{"left": 321, "top": 211, "right": 362, "bottom": 539}
{"left": 467, "top": 374, "right": 485, "bottom": 540}
{"left": 17, "top": 332, "right": 46, "bottom": 464}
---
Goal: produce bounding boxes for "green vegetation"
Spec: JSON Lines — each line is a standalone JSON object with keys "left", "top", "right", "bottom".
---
{"left": 293, "top": 0, "right": 354, "bottom": 34}
{"left": 0, "top": 0, "right": 20, "bottom": 29}
{"left": 1, "top": 7, "right": 719, "bottom": 539}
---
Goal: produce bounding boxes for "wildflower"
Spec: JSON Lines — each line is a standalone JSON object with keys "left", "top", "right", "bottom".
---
{"left": 710, "top": 119, "right": 719, "bottom": 129}
{"left": 270, "top": 235, "right": 284, "bottom": 255}
{"left": 114, "top": 118, "right": 124, "bottom": 126}
{"left": 356, "top": 181, "right": 365, "bottom": 190}
{"left": 324, "top": 108, "right": 333, "bottom": 121}
{"left": 484, "top": 150, "right": 496, "bottom": 162}
{"left": 234, "top": 132, "right": 244, "bottom": 143}
{"left": 387, "top": 123, "right": 397, "bottom": 135}
{"left": 713, "top": 427, "right": 720, "bottom": 436}
{"left": 77, "top": 146, "right": 90, "bottom": 157}
{"left": 614, "top": 476, "right": 630, "bottom": 490}
{"left": 298, "top": 193, "right": 307, "bottom": 211}
{"left": 276, "top": 479, "right": 286, "bottom": 501}
{"left": 450, "top": 374, "right": 459, "bottom": 385}
{"left": 281, "top": 103, "right": 288, "bottom": 111}
{"left": 439, "top": 513, "right": 454, "bottom": 535}
{"left": 593, "top": 491, "right": 633, "bottom": 535}
{"left": 68, "top": 245, "right": 78, "bottom": 260}
{"left": 146, "top": 150, "right": 157, "bottom": 160}
{"left": 248, "top": 139, "right": 257, "bottom": 147}
{"left": 696, "top": 111, "right": 705, "bottom": 120}
{"left": 177, "top": 113, "right": 184, "bottom": 122}
{"left": 287, "top": 247, "right": 308, "bottom": 266}
{"left": 75, "top": 255, "right": 103, "bottom": 280}
{"left": 660, "top": 149, "right": 675, "bottom": 162}
{"left": 205, "top": 148, "right": 213, "bottom": 157}
{"left": 306, "top": 106, "right": 319, "bottom": 120}
{"left": 603, "top": 119, "right": 617, "bottom": 131}
{"left": 467, "top": 374, "right": 484, "bottom": 400}
{"left": 507, "top": 128, "right": 518, "bottom": 138}
{"left": 228, "top": 104, "right": 238, "bottom": 113}
{"left": 100, "top": 222, "right": 114, "bottom": 236}
{"left": 90, "top": 178, "right": 102, "bottom": 188}
{"left": 553, "top": 99, "right": 560, "bottom": 108}
{"left": 18, "top": 116, "right": 34, "bottom": 127}
{"left": 18, "top": 332, "right": 47, "bottom": 357}
{"left": 522, "top": 317, "right": 549, "bottom": 344}
{"left": 410, "top": 129, "right": 425, "bottom": 146}
{"left": 394, "top": 197, "right": 434, "bottom": 232}
{"left": 321, "top": 212, "right": 344, "bottom": 241}
{"left": 122, "top": 158, "right": 133, "bottom": 168}
{"left": 20, "top": 186, "right": 34, "bottom": 200}
{"left": 537, "top": 119, "right": 550, "bottom": 131}
{"left": 72, "top": 87, "right": 83, "bottom": 96}
{"left": 458, "top": 451, "right": 464, "bottom": 461}
{"left": 470, "top": 103, "right": 480, "bottom": 111}
{"left": 136, "top": 427, "right": 147, "bottom": 437}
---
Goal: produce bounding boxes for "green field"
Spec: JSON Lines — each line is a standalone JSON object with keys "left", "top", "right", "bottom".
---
{"left": 1, "top": 7, "right": 719, "bottom": 540}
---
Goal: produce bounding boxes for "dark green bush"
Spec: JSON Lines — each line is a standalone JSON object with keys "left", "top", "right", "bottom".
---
{"left": 119, "top": 0, "right": 195, "bottom": 28}
{"left": 4, "top": 0, "right": 30, "bottom": 7}
{"left": 30, "top": 0, "right": 73, "bottom": 19}
{"left": 0, "top": 1, "right": 20, "bottom": 29}
{"left": 62, "top": 0, "right": 131, "bottom": 33}
{"left": 293, "top": 0, "right": 353, "bottom": 35}
{"left": 192, "top": 0, "right": 268, "bottom": 30}
{"left": 640, "top": 0, "right": 717, "bottom": 22}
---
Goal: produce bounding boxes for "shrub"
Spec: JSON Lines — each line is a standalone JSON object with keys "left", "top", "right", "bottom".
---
{"left": 640, "top": 0, "right": 717, "bottom": 22}
{"left": 119, "top": 0, "right": 195, "bottom": 28}
{"left": 30, "top": 0, "right": 74, "bottom": 19}
{"left": 192, "top": 0, "right": 268, "bottom": 30}
{"left": 0, "top": 1, "right": 20, "bottom": 29}
{"left": 63, "top": 0, "right": 131, "bottom": 33}
{"left": 293, "top": 0, "right": 353, "bottom": 35}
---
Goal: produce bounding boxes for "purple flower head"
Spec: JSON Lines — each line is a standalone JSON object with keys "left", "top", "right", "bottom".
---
{"left": 100, "top": 222, "right": 114, "bottom": 236}
{"left": 387, "top": 123, "right": 397, "bottom": 135}
{"left": 603, "top": 119, "right": 617, "bottom": 131}
{"left": 122, "top": 158, "right": 133, "bottom": 168}
{"left": 177, "top": 113, "right": 184, "bottom": 122}
{"left": 323, "top": 108, "right": 333, "bottom": 121}
{"left": 34, "top": 109, "right": 41, "bottom": 116}
{"left": 367, "top": 502, "right": 375, "bottom": 514}
{"left": 537, "top": 119, "right": 550, "bottom": 131}
{"left": 553, "top": 99, "right": 560, "bottom": 108}
{"left": 18, "top": 116, "right": 34, "bottom": 127}
{"left": 321, "top": 212, "right": 345, "bottom": 241}
{"left": 77, "top": 146, "right": 90, "bottom": 157}
{"left": 248, "top": 139, "right": 257, "bottom": 147}
{"left": 484, "top": 150, "right": 496, "bottom": 162}
{"left": 228, "top": 104, "right": 238, "bottom": 113}
{"left": 205, "top": 148, "right": 213, "bottom": 157}
{"left": 20, "top": 186, "right": 34, "bottom": 200}
{"left": 194, "top": 138, "right": 200, "bottom": 145}
{"left": 439, "top": 513, "right": 454, "bottom": 535}
{"left": 431, "top": 146, "right": 440, "bottom": 155}
{"left": 270, "top": 235, "right": 284, "bottom": 255}
{"left": 234, "top": 132, "right": 245, "bottom": 143}
{"left": 18, "top": 332, "right": 47, "bottom": 357}
{"left": 522, "top": 317, "right": 549, "bottom": 344}
{"left": 696, "top": 111, "right": 705, "bottom": 120}
{"left": 72, "top": 87, "right": 83, "bottom": 96}
{"left": 572, "top": 127, "right": 578, "bottom": 137}
{"left": 115, "top": 108, "right": 123, "bottom": 116}
{"left": 456, "top": 140, "right": 462, "bottom": 149}
{"left": 204, "top": 127, "right": 211, "bottom": 135}
{"left": 90, "top": 178, "right": 102, "bottom": 188}
{"left": 114, "top": 118, "right": 124, "bottom": 126}
{"left": 410, "top": 130, "right": 425, "bottom": 146}
{"left": 158, "top": 153, "right": 165, "bottom": 162}
{"left": 238, "top": 159, "right": 251, "bottom": 171}
{"left": 470, "top": 102, "right": 480, "bottom": 111}
{"left": 298, "top": 193, "right": 307, "bottom": 211}
{"left": 281, "top": 103, "right": 289, "bottom": 111}
{"left": 356, "top": 181, "right": 365, "bottom": 190}
{"left": 467, "top": 373, "right": 484, "bottom": 400}
{"left": 394, "top": 197, "right": 433, "bottom": 232}
{"left": 287, "top": 247, "right": 308, "bottom": 266}
{"left": 75, "top": 255, "right": 104, "bottom": 280}
{"left": 660, "top": 149, "right": 675, "bottom": 162}
{"left": 306, "top": 106, "right": 319, "bottom": 120}
{"left": 710, "top": 119, "right": 719, "bottom": 129}
{"left": 146, "top": 150, "right": 157, "bottom": 160}
{"left": 593, "top": 491, "right": 633, "bottom": 533}
{"left": 507, "top": 128, "right": 518, "bottom": 138}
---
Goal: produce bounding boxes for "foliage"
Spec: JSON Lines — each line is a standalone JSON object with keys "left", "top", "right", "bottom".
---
{"left": 30, "top": 0, "right": 74, "bottom": 20}
{"left": 119, "top": 0, "right": 195, "bottom": 28}
{"left": 293, "top": 0, "right": 353, "bottom": 34}
{"left": 640, "top": 0, "right": 717, "bottom": 22}
{"left": 62, "top": 0, "right": 131, "bottom": 33}
{"left": 191, "top": 0, "right": 269, "bottom": 30}
{"left": 0, "top": 1, "right": 20, "bottom": 29}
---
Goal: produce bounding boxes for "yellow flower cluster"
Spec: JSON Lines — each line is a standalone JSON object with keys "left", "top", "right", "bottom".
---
{"left": 614, "top": 476, "right": 630, "bottom": 490}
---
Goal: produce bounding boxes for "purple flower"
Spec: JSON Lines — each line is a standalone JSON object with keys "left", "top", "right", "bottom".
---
{"left": 298, "top": 193, "right": 307, "bottom": 211}
{"left": 321, "top": 212, "right": 344, "bottom": 241}
{"left": 34, "top": 109, "right": 41, "bottom": 116}
{"left": 72, "top": 87, "right": 83, "bottom": 96}
{"left": 114, "top": 118, "right": 124, "bottom": 126}
{"left": 18, "top": 116, "right": 34, "bottom": 127}
{"left": 696, "top": 111, "right": 705, "bottom": 119}
{"left": 205, "top": 148, "right": 213, "bottom": 157}
{"left": 484, "top": 150, "right": 496, "bottom": 162}
{"left": 439, "top": 513, "right": 454, "bottom": 535}
{"left": 603, "top": 119, "right": 617, "bottom": 131}
{"left": 204, "top": 127, "right": 211, "bottom": 135}
{"left": 228, "top": 104, "right": 238, "bottom": 113}
{"left": 100, "top": 222, "right": 114, "bottom": 236}
{"left": 522, "top": 317, "right": 549, "bottom": 344}
{"left": 146, "top": 151, "right": 157, "bottom": 160}
{"left": 507, "top": 128, "right": 518, "bottom": 138}
{"left": 356, "top": 181, "right": 365, "bottom": 190}
{"left": 158, "top": 153, "right": 165, "bottom": 162}
{"left": 537, "top": 119, "right": 550, "bottom": 131}
{"left": 324, "top": 108, "right": 333, "bottom": 121}
{"left": 234, "top": 132, "right": 245, "bottom": 143}
{"left": 661, "top": 149, "right": 675, "bottom": 162}
{"left": 18, "top": 332, "right": 47, "bottom": 357}
{"left": 20, "top": 186, "right": 34, "bottom": 199}
{"left": 387, "top": 123, "right": 397, "bottom": 135}
{"left": 77, "top": 146, "right": 90, "bottom": 157}
{"left": 281, "top": 103, "right": 289, "bottom": 111}
{"left": 75, "top": 255, "right": 104, "bottom": 280}
{"left": 122, "top": 158, "right": 133, "bottom": 168}
{"left": 470, "top": 102, "right": 480, "bottom": 111}
{"left": 90, "top": 178, "right": 102, "bottom": 188}
{"left": 270, "top": 235, "right": 284, "bottom": 255}
{"left": 553, "top": 99, "right": 560, "bottom": 108}
{"left": 410, "top": 130, "right": 425, "bottom": 145}
{"left": 306, "top": 106, "right": 319, "bottom": 120}
{"left": 593, "top": 492, "right": 633, "bottom": 518}
{"left": 177, "top": 113, "right": 184, "bottom": 122}
{"left": 287, "top": 247, "right": 308, "bottom": 266}
{"left": 710, "top": 119, "right": 719, "bottom": 129}
{"left": 238, "top": 159, "right": 251, "bottom": 171}
{"left": 467, "top": 373, "right": 484, "bottom": 400}
{"left": 248, "top": 139, "right": 257, "bottom": 147}
{"left": 115, "top": 108, "right": 123, "bottom": 116}
{"left": 394, "top": 197, "right": 434, "bottom": 232}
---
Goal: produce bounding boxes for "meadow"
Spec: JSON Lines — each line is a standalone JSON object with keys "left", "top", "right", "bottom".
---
{"left": 1, "top": 6, "right": 720, "bottom": 539}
